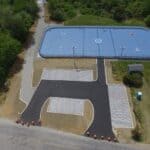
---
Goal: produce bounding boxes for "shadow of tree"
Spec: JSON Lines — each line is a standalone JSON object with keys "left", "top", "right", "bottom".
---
{"left": 23, "top": 31, "right": 35, "bottom": 50}
{"left": 0, "top": 56, "right": 24, "bottom": 92}
{"left": 8, "top": 56, "right": 24, "bottom": 78}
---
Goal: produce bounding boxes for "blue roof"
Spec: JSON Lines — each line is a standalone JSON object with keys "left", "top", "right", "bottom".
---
{"left": 39, "top": 26, "right": 150, "bottom": 59}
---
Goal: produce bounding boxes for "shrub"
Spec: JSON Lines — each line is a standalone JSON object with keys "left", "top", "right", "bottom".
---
{"left": 80, "top": 7, "right": 93, "bottom": 15}
{"left": 132, "top": 124, "right": 143, "bottom": 141}
{"left": 0, "top": 67, "right": 6, "bottom": 87}
{"left": 66, "top": 9, "right": 76, "bottom": 18}
{"left": 123, "top": 72, "right": 143, "bottom": 88}
{"left": 133, "top": 103, "right": 143, "bottom": 124}
{"left": 64, "top": 5, "right": 76, "bottom": 18}
{"left": 126, "top": 1, "right": 145, "bottom": 18}
{"left": 0, "top": 32, "right": 21, "bottom": 87}
{"left": 144, "top": 15, "right": 150, "bottom": 27}
{"left": 51, "top": 9, "right": 65, "bottom": 21}
{"left": 112, "top": 6, "right": 126, "bottom": 22}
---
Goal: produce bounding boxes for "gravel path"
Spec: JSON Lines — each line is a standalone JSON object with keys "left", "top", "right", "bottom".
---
{"left": 20, "top": 0, "right": 48, "bottom": 104}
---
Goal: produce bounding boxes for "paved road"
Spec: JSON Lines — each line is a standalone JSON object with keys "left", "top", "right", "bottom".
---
{"left": 21, "top": 59, "right": 114, "bottom": 138}
{"left": 0, "top": 120, "right": 144, "bottom": 150}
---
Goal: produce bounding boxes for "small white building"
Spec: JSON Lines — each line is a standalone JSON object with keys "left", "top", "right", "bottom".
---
{"left": 128, "top": 64, "right": 144, "bottom": 73}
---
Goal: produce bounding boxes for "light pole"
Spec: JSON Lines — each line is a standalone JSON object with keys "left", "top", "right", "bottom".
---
{"left": 73, "top": 46, "right": 77, "bottom": 70}
{"left": 121, "top": 46, "right": 126, "bottom": 57}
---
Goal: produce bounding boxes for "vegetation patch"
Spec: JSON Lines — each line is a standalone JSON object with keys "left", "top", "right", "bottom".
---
{"left": 65, "top": 15, "right": 145, "bottom": 26}
{"left": 132, "top": 124, "right": 143, "bottom": 142}
{"left": 65, "top": 15, "right": 119, "bottom": 26}
{"left": 0, "top": 32, "right": 21, "bottom": 87}
{"left": 112, "top": 61, "right": 150, "bottom": 143}
{"left": 123, "top": 72, "right": 143, "bottom": 88}
{"left": 144, "top": 15, "right": 150, "bottom": 27}
{"left": 0, "top": 0, "right": 38, "bottom": 88}
{"left": 48, "top": 0, "right": 149, "bottom": 27}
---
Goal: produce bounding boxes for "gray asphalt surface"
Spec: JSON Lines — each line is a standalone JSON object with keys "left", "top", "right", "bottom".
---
{"left": 21, "top": 59, "right": 114, "bottom": 138}
{"left": 1, "top": 120, "right": 145, "bottom": 150}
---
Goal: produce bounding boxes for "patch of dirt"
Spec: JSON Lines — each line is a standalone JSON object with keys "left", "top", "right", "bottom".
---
{"left": 44, "top": 3, "right": 50, "bottom": 23}
{"left": 105, "top": 59, "right": 120, "bottom": 83}
{"left": 0, "top": 92, "right": 6, "bottom": 106}
{"left": 33, "top": 58, "right": 97, "bottom": 86}
{"left": 40, "top": 99, "right": 94, "bottom": 135}
{"left": 0, "top": 16, "right": 39, "bottom": 120}
{"left": 0, "top": 53, "right": 26, "bottom": 119}
{"left": 117, "top": 128, "right": 135, "bottom": 144}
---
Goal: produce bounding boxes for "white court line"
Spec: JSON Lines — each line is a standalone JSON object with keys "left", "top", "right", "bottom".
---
{"left": 104, "top": 59, "right": 108, "bottom": 84}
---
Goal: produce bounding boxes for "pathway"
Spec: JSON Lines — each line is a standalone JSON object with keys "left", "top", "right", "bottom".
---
{"left": 20, "top": 0, "right": 49, "bottom": 104}
{"left": 21, "top": 60, "right": 115, "bottom": 138}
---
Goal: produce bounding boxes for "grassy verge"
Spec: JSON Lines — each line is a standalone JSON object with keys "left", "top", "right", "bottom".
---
{"left": 65, "top": 15, "right": 119, "bottom": 25}
{"left": 44, "top": 3, "right": 51, "bottom": 23}
{"left": 112, "top": 61, "right": 150, "bottom": 143}
{"left": 0, "top": 91, "right": 6, "bottom": 105}
{"left": 65, "top": 15, "right": 145, "bottom": 26}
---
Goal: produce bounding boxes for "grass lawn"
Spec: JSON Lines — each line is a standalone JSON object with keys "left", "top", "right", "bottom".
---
{"left": 65, "top": 15, "right": 145, "bottom": 26}
{"left": 112, "top": 61, "right": 150, "bottom": 143}
{"left": 65, "top": 15, "right": 119, "bottom": 25}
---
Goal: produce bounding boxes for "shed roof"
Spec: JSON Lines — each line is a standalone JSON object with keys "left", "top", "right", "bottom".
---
{"left": 128, "top": 64, "right": 144, "bottom": 72}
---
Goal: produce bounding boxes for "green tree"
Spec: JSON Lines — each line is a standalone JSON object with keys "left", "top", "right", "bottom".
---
{"left": 132, "top": 124, "right": 143, "bottom": 142}
{"left": 112, "top": 5, "right": 126, "bottom": 21}
{"left": 0, "top": 32, "right": 21, "bottom": 86}
{"left": 127, "top": 1, "right": 146, "bottom": 18}
{"left": 123, "top": 72, "right": 143, "bottom": 88}
{"left": 6, "top": 13, "right": 27, "bottom": 42}
{"left": 0, "top": 6, "right": 13, "bottom": 29}
{"left": 20, "top": 11, "right": 33, "bottom": 31}
{"left": 0, "top": 0, "right": 37, "bottom": 87}
{"left": 13, "top": 0, "right": 38, "bottom": 19}
{"left": 51, "top": 9, "right": 65, "bottom": 21}
{"left": 144, "top": 15, "right": 150, "bottom": 27}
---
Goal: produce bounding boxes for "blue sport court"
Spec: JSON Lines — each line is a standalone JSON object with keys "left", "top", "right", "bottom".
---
{"left": 39, "top": 26, "right": 150, "bottom": 59}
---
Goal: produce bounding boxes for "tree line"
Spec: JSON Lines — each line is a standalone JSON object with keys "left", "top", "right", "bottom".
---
{"left": 0, "top": 0, "right": 38, "bottom": 87}
{"left": 48, "top": 0, "right": 150, "bottom": 26}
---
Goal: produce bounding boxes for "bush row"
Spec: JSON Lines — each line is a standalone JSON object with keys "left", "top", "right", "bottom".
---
{"left": 47, "top": 0, "right": 150, "bottom": 26}
{"left": 123, "top": 72, "right": 143, "bottom": 88}
{"left": 0, "top": 0, "right": 38, "bottom": 87}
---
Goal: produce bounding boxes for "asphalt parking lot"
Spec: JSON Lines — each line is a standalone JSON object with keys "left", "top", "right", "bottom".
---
{"left": 21, "top": 59, "right": 114, "bottom": 138}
